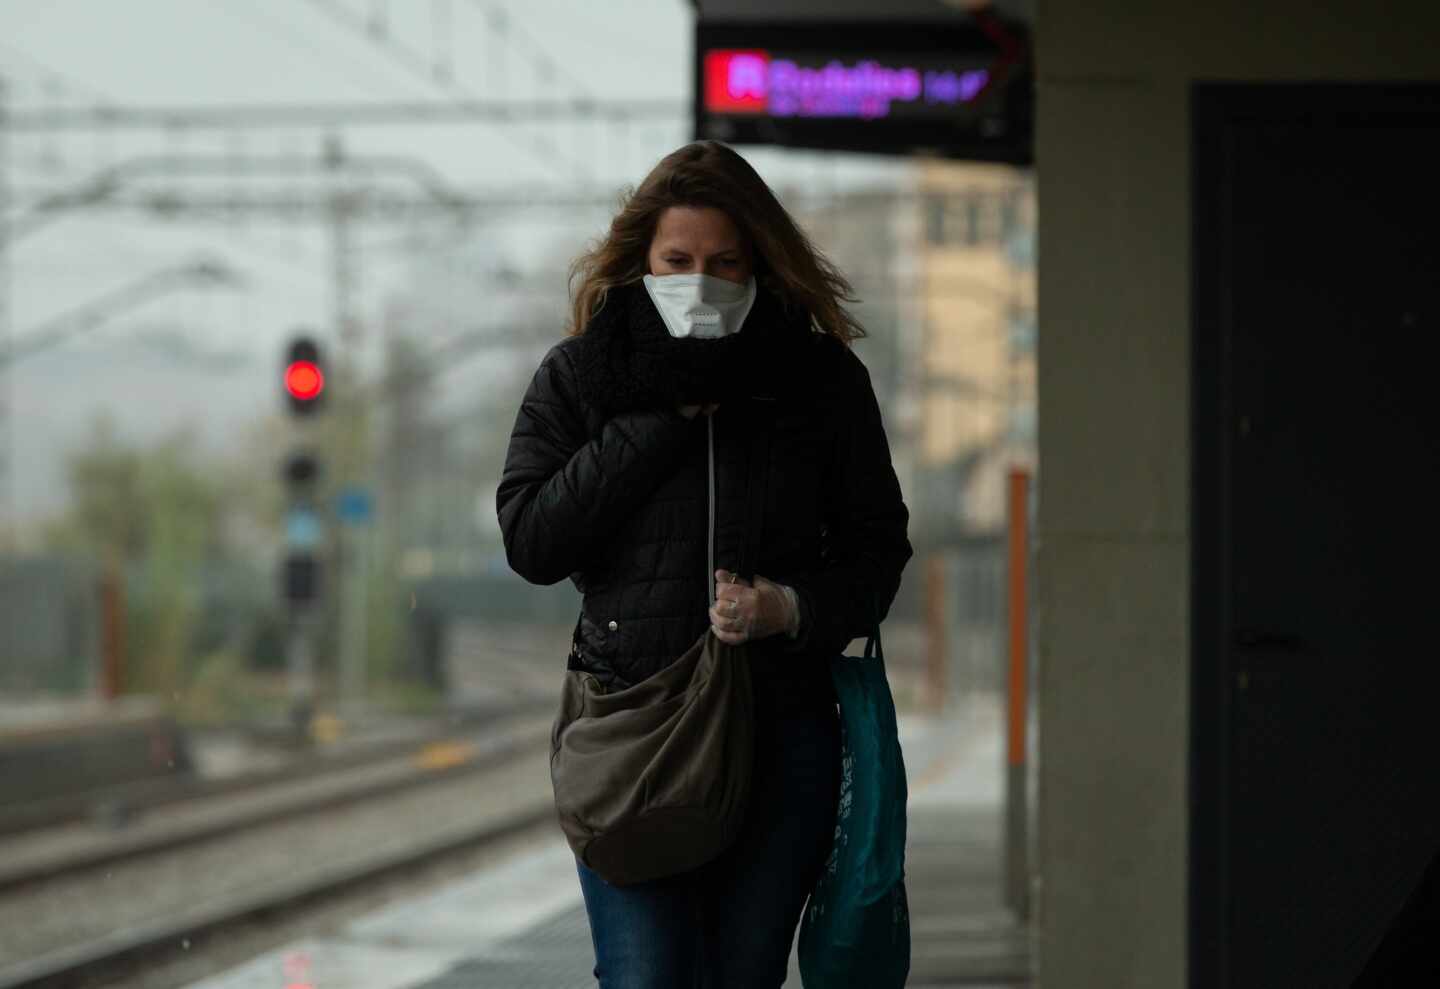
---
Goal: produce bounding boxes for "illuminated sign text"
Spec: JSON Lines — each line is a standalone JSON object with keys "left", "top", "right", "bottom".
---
{"left": 704, "top": 49, "right": 990, "bottom": 120}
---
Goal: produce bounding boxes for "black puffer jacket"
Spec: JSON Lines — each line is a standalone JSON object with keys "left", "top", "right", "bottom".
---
{"left": 496, "top": 283, "right": 913, "bottom": 703}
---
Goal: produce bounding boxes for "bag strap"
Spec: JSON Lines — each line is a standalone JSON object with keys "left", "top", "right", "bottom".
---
{"left": 567, "top": 611, "right": 583, "bottom": 669}
{"left": 863, "top": 628, "right": 886, "bottom": 663}
{"left": 862, "top": 586, "right": 885, "bottom": 663}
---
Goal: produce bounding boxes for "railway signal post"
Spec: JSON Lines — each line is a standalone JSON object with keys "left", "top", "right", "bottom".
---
{"left": 281, "top": 334, "right": 327, "bottom": 741}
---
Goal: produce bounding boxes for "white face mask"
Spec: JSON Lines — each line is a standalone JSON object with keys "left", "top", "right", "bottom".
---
{"left": 642, "top": 273, "right": 757, "bottom": 340}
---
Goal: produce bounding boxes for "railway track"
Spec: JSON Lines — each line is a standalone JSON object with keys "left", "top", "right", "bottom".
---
{"left": 0, "top": 702, "right": 555, "bottom": 894}
{"left": 0, "top": 710, "right": 563, "bottom": 989}
{"left": 0, "top": 697, "right": 551, "bottom": 840}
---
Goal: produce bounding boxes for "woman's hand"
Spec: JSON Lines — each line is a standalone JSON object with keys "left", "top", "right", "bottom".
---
{"left": 677, "top": 403, "right": 721, "bottom": 419}
{"left": 710, "top": 569, "right": 796, "bottom": 644}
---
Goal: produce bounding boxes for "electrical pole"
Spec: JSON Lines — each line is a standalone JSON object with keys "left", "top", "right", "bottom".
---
{"left": 0, "top": 76, "right": 13, "bottom": 555}
{"left": 0, "top": 75, "right": 13, "bottom": 688}
{"left": 326, "top": 134, "right": 369, "bottom": 720}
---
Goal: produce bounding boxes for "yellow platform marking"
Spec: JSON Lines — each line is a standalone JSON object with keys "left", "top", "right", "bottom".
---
{"left": 414, "top": 740, "right": 478, "bottom": 771}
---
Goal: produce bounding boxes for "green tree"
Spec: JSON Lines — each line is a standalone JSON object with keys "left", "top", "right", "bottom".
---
{"left": 44, "top": 416, "right": 226, "bottom": 696}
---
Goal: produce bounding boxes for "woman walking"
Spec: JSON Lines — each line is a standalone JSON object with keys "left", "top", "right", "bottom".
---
{"left": 496, "top": 141, "right": 913, "bottom": 988}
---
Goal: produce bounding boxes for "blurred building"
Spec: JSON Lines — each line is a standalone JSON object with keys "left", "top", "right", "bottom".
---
{"left": 792, "top": 163, "right": 1036, "bottom": 542}
{"left": 913, "top": 160, "right": 1036, "bottom": 533}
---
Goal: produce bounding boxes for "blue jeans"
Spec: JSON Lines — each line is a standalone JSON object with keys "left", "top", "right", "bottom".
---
{"left": 575, "top": 686, "right": 841, "bottom": 988}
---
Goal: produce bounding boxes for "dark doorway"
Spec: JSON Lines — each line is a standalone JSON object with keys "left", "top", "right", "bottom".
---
{"left": 1192, "top": 84, "right": 1440, "bottom": 988}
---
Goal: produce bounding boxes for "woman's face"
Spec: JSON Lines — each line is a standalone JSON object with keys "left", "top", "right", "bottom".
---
{"left": 647, "top": 206, "right": 754, "bottom": 285}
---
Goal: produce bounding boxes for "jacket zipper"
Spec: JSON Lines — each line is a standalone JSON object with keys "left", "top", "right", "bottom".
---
{"left": 707, "top": 412, "right": 716, "bottom": 611}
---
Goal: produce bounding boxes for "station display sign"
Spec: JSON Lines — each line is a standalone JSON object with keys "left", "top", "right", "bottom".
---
{"left": 694, "top": 18, "right": 1032, "bottom": 163}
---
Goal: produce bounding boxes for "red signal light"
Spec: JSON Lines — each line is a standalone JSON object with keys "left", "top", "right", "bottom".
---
{"left": 285, "top": 361, "right": 324, "bottom": 401}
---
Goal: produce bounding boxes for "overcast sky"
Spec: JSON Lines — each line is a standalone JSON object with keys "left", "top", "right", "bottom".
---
{"left": 0, "top": 0, "right": 913, "bottom": 525}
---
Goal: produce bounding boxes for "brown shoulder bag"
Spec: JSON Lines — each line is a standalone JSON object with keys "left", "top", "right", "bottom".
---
{"left": 549, "top": 411, "right": 769, "bottom": 886}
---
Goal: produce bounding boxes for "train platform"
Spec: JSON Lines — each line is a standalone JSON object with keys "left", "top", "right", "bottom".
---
{"left": 181, "top": 694, "right": 1033, "bottom": 989}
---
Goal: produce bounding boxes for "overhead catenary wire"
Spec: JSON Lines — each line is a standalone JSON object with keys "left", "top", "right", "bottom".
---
{"left": 3, "top": 149, "right": 471, "bottom": 243}
{"left": 0, "top": 39, "right": 119, "bottom": 181}
{"left": 0, "top": 258, "right": 243, "bottom": 369}
{"left": 464, "top": 0, "right": 594, "bottom": 103}
{"left": 1, "top": 98, "right": 684, "bottom": 132}
{"left": 0, "top": 40, "right": 116, "bottom": 109}
{"left": 211, "top": 1, "right": 434, "bottom": 103}
{"left": 300, "top": 0, "right": 588, "bottom": 179}
{"left": 463, "top": 0, "right": 603, "bottom": 182}
{"left": 7, "top": 181, "right": 1029, "bottom": 228}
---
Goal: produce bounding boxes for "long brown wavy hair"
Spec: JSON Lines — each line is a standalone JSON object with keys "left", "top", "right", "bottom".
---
{"left": 567, "top": 141, "right": 864, "bottom": 343}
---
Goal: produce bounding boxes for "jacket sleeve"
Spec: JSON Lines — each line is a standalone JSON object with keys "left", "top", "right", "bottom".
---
{"left": 770, "top": 347, "right": 914, "bottom": 657}
{"left": 496, "top": 343, "right": 698, "bottom": 585}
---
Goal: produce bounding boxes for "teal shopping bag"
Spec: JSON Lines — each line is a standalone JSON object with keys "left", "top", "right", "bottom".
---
{"left": 798, "top": 629, "right": 911, "bottom": 989}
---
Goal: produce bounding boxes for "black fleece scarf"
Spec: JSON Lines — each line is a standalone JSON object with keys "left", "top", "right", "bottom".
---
{"left": 571, "top": 281, "right": 818, "bottom": 417}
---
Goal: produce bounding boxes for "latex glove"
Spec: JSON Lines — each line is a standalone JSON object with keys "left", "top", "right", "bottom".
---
{"left": 710, "top": 569, "right": 800, "bottom": 645}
